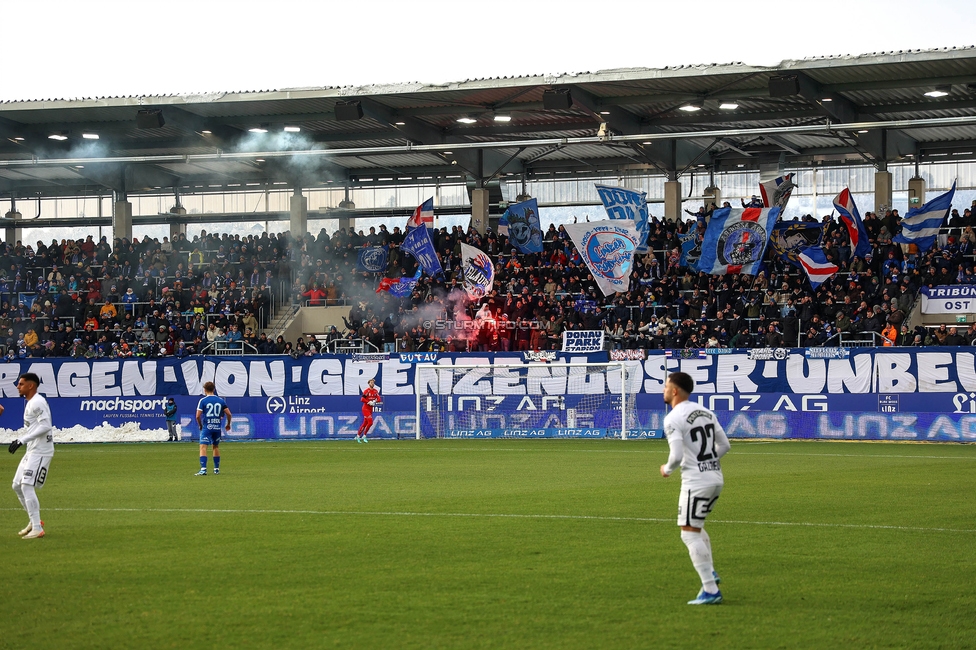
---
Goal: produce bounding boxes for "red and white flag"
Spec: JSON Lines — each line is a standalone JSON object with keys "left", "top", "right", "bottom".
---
{"left": 796, "top": 246, "right": 838, "bottom": 289}
{"left": 406, "top": 197, "right": 434, "bottom": 229}
{"left": 759, "top": 173, "right": 795, "bottom": 210}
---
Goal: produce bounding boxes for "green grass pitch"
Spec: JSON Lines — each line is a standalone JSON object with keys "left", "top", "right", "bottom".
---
{"left": 2, "top": 439, "right": 974, "bottom": 649}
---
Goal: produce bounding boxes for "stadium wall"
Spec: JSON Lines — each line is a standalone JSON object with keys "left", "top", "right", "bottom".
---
{"left": 0, "top": 349, "right": 974, "bottom": 442}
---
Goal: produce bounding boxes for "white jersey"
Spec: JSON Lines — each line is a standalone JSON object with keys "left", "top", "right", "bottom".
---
{"left": 663, "top": 400, "right": 729, "bottom": 488}
{"left": 22, "top": 394, "right": 55, "bottom": 456}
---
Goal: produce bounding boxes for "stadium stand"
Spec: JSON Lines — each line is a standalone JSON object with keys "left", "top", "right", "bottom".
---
{"left": 0, "top": 231, "right": 291, "bottom": 358}
{"left": 4, "top": 196, "right": 976, "bottom": 359}
{"left": 286, "top": 200, "right": 976, "bottom": 355}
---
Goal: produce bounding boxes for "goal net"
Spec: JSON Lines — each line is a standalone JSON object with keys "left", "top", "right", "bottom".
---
{"left": 415, "top": 362, "right": 637, "bottom": 439}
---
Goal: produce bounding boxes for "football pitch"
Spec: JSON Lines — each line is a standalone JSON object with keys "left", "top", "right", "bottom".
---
{"left": 2, "top": 439, "right": 974, "bottom": 649}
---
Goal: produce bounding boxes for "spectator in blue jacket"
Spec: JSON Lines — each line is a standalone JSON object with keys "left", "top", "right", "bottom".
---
{"left": 164, "top": 397, "right": 179, "bottom": 441}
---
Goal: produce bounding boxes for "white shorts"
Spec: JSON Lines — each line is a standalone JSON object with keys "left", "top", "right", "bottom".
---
{"left": 677, "top": 484, "right": 722, "bottom": 528}
{"left": 13, "top": 454, "right": 53, "bottom": 489}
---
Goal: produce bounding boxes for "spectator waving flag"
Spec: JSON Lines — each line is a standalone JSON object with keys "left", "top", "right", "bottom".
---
{"left": 499, "top": 198, "right": 543, "bottom": 254}
{"left": 563, "top": 220, "right": 640, "bottom": 296}
{"left": 832, "top": 189, "right": 871, "bottom": 259}
{"left": 893, "top": 182, "right": 957, "bottom": 253}
{"left": 459, "top": 243, "right": 495, "bottom": 299}
{"left": 595, "top": 184, "right": 651, "bottom": 252}
{"left": 406, "top": 197, "right": 434, "bottom": 229}
{"left": 401, "top": 223, "right": 444, "bottom": 279}
{"left": 697, "top": 206, "right": 780, "bottom": 276}
{"left": 759, "top": 173, "right": 796, "bottom": 210}
{"left": 796, "top": 245, "right": 839, "bottom": 289}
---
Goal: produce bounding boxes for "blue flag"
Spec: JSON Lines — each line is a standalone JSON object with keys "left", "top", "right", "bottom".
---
{"left": 377, "top": 275, "right": 419, "bottom": 297}
{"left": 596, "top": 185, "right": 651, "bottom": 253}
{"left": 377, "top": 269, "right": 422, "bottom": 297}
{"left": 356, "top": 246, "right": 389, "bottom": 273}
{"left": 573, "top": 295, "right": 597, "bottom": 313}
{"left": 678, "top": 222, "right": 700, "bottom": 269}
{"left": 769, "top": 221, "right": 824, "bottom": 264}
{"left": 697, "top": 206, "right": 780, "bottom": 276}
{"left": 499, "top": 198, "right": 543, "bottom": 254}
{"left": 893, "top": 182, "right": 956, "bottom": 253}
{"left": 401, "top": 225, "right": 444, "bottom": 279}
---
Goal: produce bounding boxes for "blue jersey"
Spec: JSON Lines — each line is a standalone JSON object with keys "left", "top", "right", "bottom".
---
{"left": 197, "top": 395, "right": 227, "bottom": 432}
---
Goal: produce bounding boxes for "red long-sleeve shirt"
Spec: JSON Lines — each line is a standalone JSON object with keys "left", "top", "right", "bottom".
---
{"left": 361, "top": 387, "right": 380, "bottom": 416}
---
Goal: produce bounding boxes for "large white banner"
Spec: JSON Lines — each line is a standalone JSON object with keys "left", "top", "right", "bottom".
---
{"left": 920, "top": 285, "right": 976, "bottom": 314}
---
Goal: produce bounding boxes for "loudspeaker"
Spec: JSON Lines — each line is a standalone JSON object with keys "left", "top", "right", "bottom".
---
{"left": 334, "top": 101, "right": 364, "bottom": 121}
{"left": 768, "top": 75, "right": 800, "bottom": 98}
{"left": 543, "top": 89, "right": 573, "bottom": 110}
{"left": 136, "top": 109, "right": 165, "bottom": 129}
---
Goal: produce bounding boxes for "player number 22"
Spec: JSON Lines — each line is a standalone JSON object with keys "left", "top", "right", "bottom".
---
{"left": 689, "top": 423, "right": 717, "bottom": 462}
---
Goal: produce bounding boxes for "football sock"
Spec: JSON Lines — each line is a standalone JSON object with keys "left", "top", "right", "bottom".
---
{"left": 21, "top": 484, "right": 42, "bottom": 529}
{"left": 681, "top": 530, "right": 717, "bottom": 593}
{"left": 200, "top": 456, "right": 207, "bottom": 469}
{"left": 213, "top": 456, "right": 220, "bottom": 469}
{"left": 13, "top": 483, "right": 27, "bottom": 512}
{"left": 700, "top": 528, "right": 713, "bottom": 558}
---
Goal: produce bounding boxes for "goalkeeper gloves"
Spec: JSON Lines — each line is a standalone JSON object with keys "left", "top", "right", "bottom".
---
{"left": 8, "top": 439, "right": 22, "bottom": 454}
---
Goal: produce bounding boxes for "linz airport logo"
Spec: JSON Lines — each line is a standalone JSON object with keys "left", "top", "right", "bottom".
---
{"left": 717, "top": 221, "right": 766, "bottom": 267}
{"left": 266, "top": 395, "right": 327, "bottom": 414}
{"left": 266, "top": 396, "right": 287, "bottom": 414}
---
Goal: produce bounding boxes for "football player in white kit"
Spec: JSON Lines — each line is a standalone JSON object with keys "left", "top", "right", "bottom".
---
{"left": 4, "top": 373, "right": 54, "bottom": 539}
{"left": 660, "top": 371, "right": 730, "bottom": 605}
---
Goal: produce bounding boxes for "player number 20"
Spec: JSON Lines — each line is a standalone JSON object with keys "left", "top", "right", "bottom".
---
{"left": 689, "top": 423, "right": 717, "bottom": 462}
{"left": 205, "top": 403, "right": 222, "bottom": 418}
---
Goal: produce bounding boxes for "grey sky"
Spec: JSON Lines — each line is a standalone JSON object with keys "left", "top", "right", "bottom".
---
{"left": 3, "top": 0, "right": 974, "bottom": 101}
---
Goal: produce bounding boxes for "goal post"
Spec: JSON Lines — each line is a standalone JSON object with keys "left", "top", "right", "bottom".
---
{"left": 414, "top": 362, "right": 636, "bottom": 439}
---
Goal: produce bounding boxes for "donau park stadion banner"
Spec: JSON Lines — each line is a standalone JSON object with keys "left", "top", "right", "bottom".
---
{"left": 1, "top": 349, "right": 975, "bottom": 441}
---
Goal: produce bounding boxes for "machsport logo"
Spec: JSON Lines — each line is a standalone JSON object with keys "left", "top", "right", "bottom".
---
{"left": 80, "top": 398, "right": 166, "bottom": 413}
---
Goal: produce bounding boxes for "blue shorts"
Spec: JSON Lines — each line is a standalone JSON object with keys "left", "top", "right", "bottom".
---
{"left": 199, "top": 430, "right": 222, "bottom": 446}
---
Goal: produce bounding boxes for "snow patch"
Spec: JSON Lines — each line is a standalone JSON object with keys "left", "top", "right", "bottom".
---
{"left": 0, "top": 422, "right": 181, "bottom": 444}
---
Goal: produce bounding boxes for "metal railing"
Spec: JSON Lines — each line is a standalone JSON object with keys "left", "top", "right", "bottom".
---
{"left": 822, "top": 330, "right": 886, "bottom": 347}
{"left": 300, "top": 298, "right": 352, "bottom": 307}
{"left": 327, "top": 338, "right": 379, "bottom": 354}
{"left": 198, "top": 341, "right": 258, "bottom": 355}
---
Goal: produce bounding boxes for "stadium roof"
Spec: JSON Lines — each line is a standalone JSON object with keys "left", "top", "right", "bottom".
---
{"left": 1, "top": 46, "right": 976, "bottom": 199}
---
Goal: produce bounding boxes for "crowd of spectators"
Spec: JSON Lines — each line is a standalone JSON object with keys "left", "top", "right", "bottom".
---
{"left": 302, "top": 197, "right": 976, "bottom": 353}
{"left": 0, "top": 230, "right": 291, "bottom": 359}
{"left": 5, "top": 194, "right": 976, "bottom": 359}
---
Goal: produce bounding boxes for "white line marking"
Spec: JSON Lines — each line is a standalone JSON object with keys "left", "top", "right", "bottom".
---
{"left": 732, "top": 451, "right": 976, "bottom": 460}
{"left": 299, "top": 447, "right": 976, "bottom": 460}
{"left": 2, "top": 507, "right": 972, "bottom": 534}
{"left": 49, "top": 445, "right": 976, "bottom": 462}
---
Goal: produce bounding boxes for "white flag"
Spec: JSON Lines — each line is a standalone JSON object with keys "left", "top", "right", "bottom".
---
{"left": 459, "top": 243, "right": 495, "bottom": 299}
{"left": 563, "top": 220, "right": 640, "bottom": 296}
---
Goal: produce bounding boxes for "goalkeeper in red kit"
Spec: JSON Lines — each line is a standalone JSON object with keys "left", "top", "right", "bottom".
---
{"left": 356, "top": 378, "right": 381, "bottom": 443}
